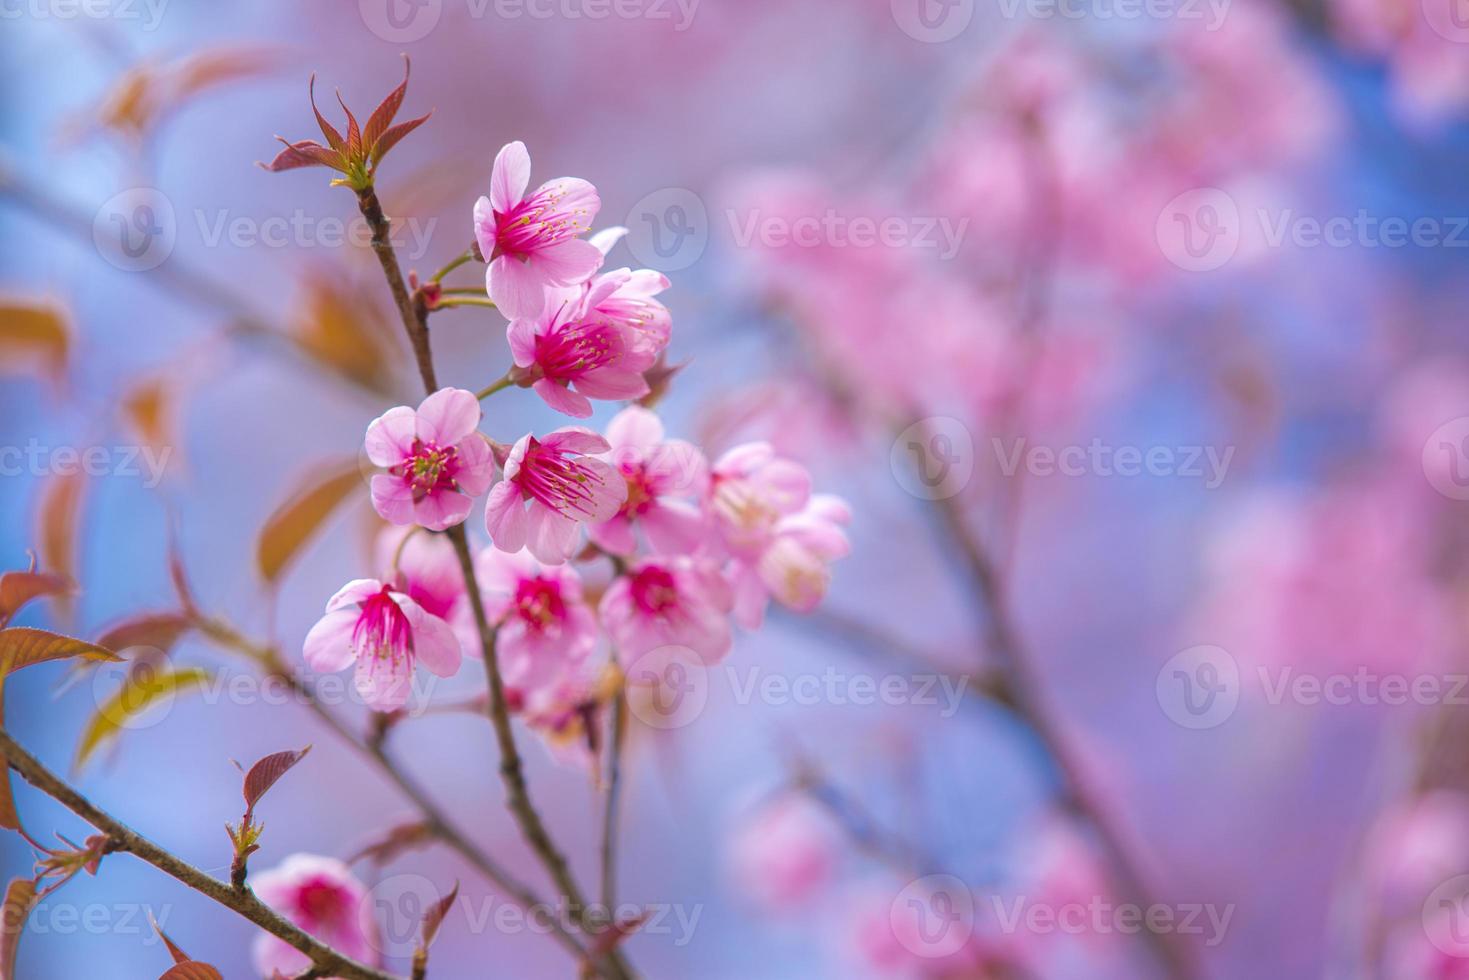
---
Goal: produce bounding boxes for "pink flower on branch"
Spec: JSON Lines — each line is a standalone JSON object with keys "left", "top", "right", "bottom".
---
{"left": 483, "top": 428, "right": 626, "bottom": 564}
{"left": 600, "top": 556, "right": 734, "bottom": 664}
{"left": 365, "top": 387, "right": 494, "bottom": 532}
{"left": 474, "top": 140, "right": 602, "bottom": 318}
{"left": 730, "top": 494, "right": 851, "bottom": 629}
{"left": 303, "top": 578, "right": 462, "bottom": 712}
{"left": 251, "top": 854, "right": 378, "bottom": 978}
{"left": 589, "top": 406, "right": 707, "bottom": 556}
{"left": 473, "top": 546, "right": 599, "bottom": 695}
{"left": 706, "top": 442, "right": 814, "bottom": 557}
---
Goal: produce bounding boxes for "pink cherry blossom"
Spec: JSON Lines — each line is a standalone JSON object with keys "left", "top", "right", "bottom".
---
{"left": 473, "top": 546, "right": 599, "bottom": 695}
{"left": 599, "top": 556, "right": 733, "bottom": 664}
{"left": 729, "top": 493, "right": 851, "bottom": 629}
{"left": 518, "top": 653, "right": 617, "bottom": 771}
{"left": 251, "top": 854, "right": 377, "bottom": 978}
{"left": 483, "top": 428, "right": 626, "bottom": 564}
{"left": 727, "top": 792, "right": 840, "bottom": 911}
{"left": 589, "top": 406, "right": 708, "bottom": 556}
{"left": 374, "top": 524, "right": 464, "bottom": 622}
{"left": 365, "top": 387, "right": 494, "bottom": 532}
{"left": 303, "top": 578, "right": 462, "bottom": 712}
{"left": 506, "top": 276, "right": 660, "bottom": 418}
{"left": 706, "top": 442, "right": 813, "bottom": 557}
{"left": 473, "top": 140, "right": 601, "bottom": 318}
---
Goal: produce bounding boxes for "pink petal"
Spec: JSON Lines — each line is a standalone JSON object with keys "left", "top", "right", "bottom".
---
{"left": 532, "top": 176, "right": 600, "bottom": 235}
{"left": 588, "top": 514, "right": 637, "bottom": 556}
{"left": 573, "top": 367, "right": 650, "bottom": 401}
{"left": 730, "top": 564, "right": 769, "bottom": 630}
{"left": 540, "top": 427, "right": 610, "bottom": 455}
{"left": 472, "top": 196, "right": 497, "bottom": 263}
{"left": 647, "top": 440, "right": 708, "bottom": 497}
{"left": 506, "top": 317, "right": 540, "bottom": 368}
{"left": 605, "top": 405, "right": 664, "bottom": 456}
{"left": 533, "top": 378, "right": 593, "bottom": 418}
{"left": 454, "top": 433, "right": 495, "bottom": 496}
{"left": 324, "top": 578, "right": 387, "bottom": 613}
{"left": 416, "top": 387, "right": 481, "bottom": 446}
{"left": 491, "top": 140, "right": 532, "bottom": 213}
{"left": 489, "top": 254, "right": 548, "bottom": 319}
{"left": 364, "top": 406, "right": 418, "bottom": 466}
{"left": 577, "top": 458, "right": 628, "bottom": 522}
{"left": 716, "top": 442, "right": 774, "bottom": 477}
{"left": 589, "top": 226, "right": 628, "bottom": 256}
{"left": 371, "top": 474, "right": 417, "bottom": 525}
{"left": 302, "top": 609, "right": 358, "bottom": 672}
{"left": 642, "top": 500, "right": 708, "bottom": 556}
{"left": 485, "top": 481, "right": 529, "bottom": 553}
{"left": 525, "top": 502, "right": 579, "bottom": 564}
{"left": 403, "top": 602, "right": 463, "bottom": 677}
{"left": 531, "top": 238, "right": 603, "bottom": 286}
{"left": 412, "top": 487, "right": 472, "bottom": 532}
{"left": 503, "top": 433, "right": 533, "bottom": 480}
{"left": 355, "top": 651, "right": 412, "bottom": 711}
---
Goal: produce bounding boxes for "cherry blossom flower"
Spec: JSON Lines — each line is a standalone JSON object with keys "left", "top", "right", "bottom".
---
{"left": 589, "top": 406, "right": 707, "bottom": 556}
{"left": 706, "top": 442, "right": 813, "bottom": 557}
{"left": 303, "top": 578, "right": 462, "bottom": 711}
{"left": 599, "top": 556, "right": 733, "bottom": 664}
{"left": 473, "top": 140, "right": 601, "bottom": 318}
{"left": 506, "top": 277, "right": 660, "bottom": 418}
{"left": 483, "top": 428, "right": 626, "bottom": 564}
{"left": 365, "top": 387, "right": 494, "bottom": 532}
{"left": 727, "top": 792, "right": 840, "bottom": 911}
{"left": 472, "top": 546, "right": 599, "bottom": 694}
{"left": 729, "top": 494, "right": 851, "bottom": 629}
{"left": 375, "top": 524, "right": 464, "bottom": 622}
{"left": 518, "top": 654, "right": 619, "bottom": 771}
{"left": 251, "top": 854, "right": 377, "bottom": 978}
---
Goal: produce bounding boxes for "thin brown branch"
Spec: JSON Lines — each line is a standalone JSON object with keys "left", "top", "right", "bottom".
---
{"left": 353, "top": 184, "right": 632, "bottom": 980}
{"left": 600, "top": 691, "right": 628, "bottom": 910}
{"left": 0, "top": 727, "right": 397, "bottom": 980}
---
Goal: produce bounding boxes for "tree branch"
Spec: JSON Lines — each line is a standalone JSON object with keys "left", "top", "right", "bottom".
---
{"left": 0, "top": 727, "right": 398, "bottom": 980}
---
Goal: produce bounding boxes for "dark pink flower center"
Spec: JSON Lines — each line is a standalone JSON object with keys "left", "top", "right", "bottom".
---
{"left": 493, "top": 187, "right": 583, "bottom": 258}
{"left": 392, "top": 439, "right": 460, "bottom": 501}
{"left": 516, "top": 440, "right": 606, "bottom": 518}
{"left": 629, "top": 565, "right": 679, "bottom": 616}
{"left": 514, "top": 576, "right": 566, "bottom": 631}
{"left": 353, "top": 587, "right": 413, "bottom": 663}
{"left": 296, "top": 876, "right": 350, "bottom": 925}
{"left": 534, "top": 317, "right": 626, "bottom": 383}
{"left": 618, "top": 463, "right": 657, "bottom": 518}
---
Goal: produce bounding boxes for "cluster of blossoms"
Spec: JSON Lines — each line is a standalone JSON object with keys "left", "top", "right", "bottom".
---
{"left": 303, "top": 141, "right": 851, "bottom": 755}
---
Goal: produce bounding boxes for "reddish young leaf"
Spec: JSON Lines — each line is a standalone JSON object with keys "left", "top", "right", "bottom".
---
{"left": 159, "top": 964, "right": 223, "bottom": 980}
{"left": 255, "top": 460, "right": 363, "bottom": 583}
{"left": 149, "top": 912, "right": 191, "bottom": 964}
{"left": 370, "top": 112, "right": 432, "bottom": 168}
{"left": 363, "top": 56, "right": 412, "bottom": 152}
{"left": 335, "top": 90, "right": 362, "bottom": 155}
{"left": 348, "top": 820, "right": 436, "bottom": 867}
{"left": 36, "top": 470, "right": 85, "bottom": 625}
{"left": 420, "top": 882, "right": 459, "bottom": 949}
{"left": 0, "top": 878, "right": 37, "bottom": 980}
{"left": 262, "top": 137, "right": 344, "bottom": 174}
{"left": 241, "top": 745, "right": 312, "bottom": 815}
{"left": 95, "top": 612, "right": 193, "bottom": 656}
{"left": 308, "top": 74, "right": 346, "bottom": 154}
{"left": 0, "top": 571, "right": 73, "bottom": 628}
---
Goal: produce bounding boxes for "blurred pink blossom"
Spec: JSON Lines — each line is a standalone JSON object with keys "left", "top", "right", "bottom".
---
{"left": 251, "top": 854, "right": 377, "bottom": 978}
{"left": 472, "top": 546, "right": 598, "bottom": 696}
{"left": 726, "top": 791, "right": 840, "bottom": 910}
{"left": 590, "top": 405, "right": 708, "bottom": 556}
{"left": 601, "top": 556, "right": 734, "bottom": 664}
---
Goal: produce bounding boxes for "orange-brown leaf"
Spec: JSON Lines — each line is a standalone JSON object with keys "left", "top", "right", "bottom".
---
{"left": 159, "top": 964, "right": 223, "bottom": 980}
{"left": 420, "top": 882, "right": 459, "bottom": 949}
{"left": 36, "top": 472, "right": 85, "bottom": 626}
{"left": 0, "top": 300, "right": 69, "bottom": 382}
{"left": 291, "top": 272, "right": 398, "bottom": 394}
{"left": 0, "top": 628, "right": 120, "bottom": 675}
{"left": 150, "top": 912, "right": 191, "bottom": 964}
{"left": 0, "top": 878, "right": 37, "bottom": 980}
{"left": 95, "top": 613, "right": 193, "bottom": 656}
{"left": 256, "top": 460, "right": 363, "bottom": 583}
{"left": 0, "top": 571, "right": 73, "bottom": 627}
{"left": 122, "top": 378, "right": 173, "bottom": 452}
